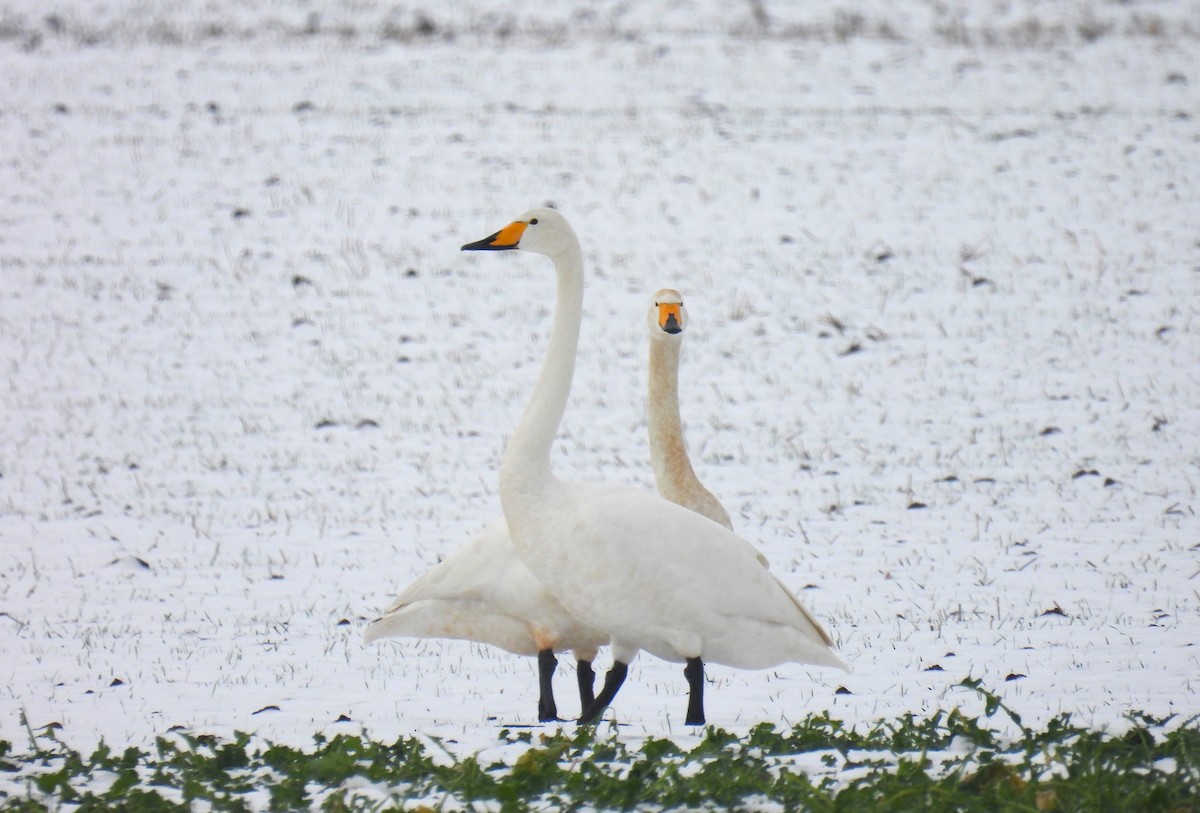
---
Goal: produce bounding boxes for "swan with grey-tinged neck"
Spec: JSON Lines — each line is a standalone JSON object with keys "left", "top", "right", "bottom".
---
{"left": 646, "top": 288, "right": 733, "bottom": 533}
{"left": 462, "top": 209, "right": 847, "bottom": 725}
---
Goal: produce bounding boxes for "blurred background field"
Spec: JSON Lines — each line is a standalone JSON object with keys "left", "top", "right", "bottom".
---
{"left": 1, "top": 0, "right": 1197, "bottom": 765}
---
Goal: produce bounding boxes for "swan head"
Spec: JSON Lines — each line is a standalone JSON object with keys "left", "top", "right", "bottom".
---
{"left": 460, "top": 208, "right": 577, "bottom": 259}
{"left": 648, "top": 288, "right": 687, "bottom": 340}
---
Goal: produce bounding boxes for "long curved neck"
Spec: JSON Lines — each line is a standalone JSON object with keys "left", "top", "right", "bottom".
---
{"left": 647, "top": 336, "right": 733, "bottom": 530}
{"left": 648, "top": 338, "right": 695, "bottom": 497}
{"left": 499, "top": 241, "right": 584, "bottom": 514}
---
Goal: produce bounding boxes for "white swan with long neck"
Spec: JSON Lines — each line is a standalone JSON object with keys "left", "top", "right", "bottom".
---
{"left": 363, "top": 287, "right": 758, "bottom": 722}
{"left": 462, "top": 208, "right": 846, "bottom": 725}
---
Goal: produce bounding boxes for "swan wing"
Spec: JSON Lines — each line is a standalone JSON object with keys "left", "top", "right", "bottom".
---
{"left": 363, "top": 597, "right": 544, "bottom": 655}
{"left": 375, "top": 519, "right": 514, "bottom": 611}
{"left": 522, "top": 483, "right": 843, "bottom": 670}
{"left": 364, "top": 518, "right": 607, "bottom": 658}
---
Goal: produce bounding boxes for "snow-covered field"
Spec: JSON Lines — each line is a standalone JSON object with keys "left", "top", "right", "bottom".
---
{"left": 2, "top": 0, "right": 1198, "bottom": 761}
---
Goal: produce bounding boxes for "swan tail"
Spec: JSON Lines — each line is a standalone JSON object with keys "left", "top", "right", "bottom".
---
{"left": 771, "top": 573, "right": 837, "bottom": 648}
{"left": 361, "top": 600, "right": 541, "bottom": 656}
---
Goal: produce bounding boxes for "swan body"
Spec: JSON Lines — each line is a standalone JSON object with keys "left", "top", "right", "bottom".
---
{"left": 364, "top": 516, "right": 605, "bottom": 721}
{"left": 363, "top": 518, "right": 605, "bottom": 661}
{"left": 462, "top": 208, "right": 846, "bottom": 724}
{"left": 525, "top": 479, "right": 841, "bottom": 671}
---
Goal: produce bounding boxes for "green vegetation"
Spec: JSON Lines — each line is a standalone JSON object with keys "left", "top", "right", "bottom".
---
{"left": 3, "top": 681, "right": 1196, "bottom": 812}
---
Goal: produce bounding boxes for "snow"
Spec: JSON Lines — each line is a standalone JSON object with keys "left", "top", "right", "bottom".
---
{"left": 1, "top": 0, "right": 1198, "bottom": 761}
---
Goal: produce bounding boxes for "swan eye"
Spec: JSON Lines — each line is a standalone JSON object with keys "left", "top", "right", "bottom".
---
{"left": 529, "top": 218, "right": 539, "bottom": 225}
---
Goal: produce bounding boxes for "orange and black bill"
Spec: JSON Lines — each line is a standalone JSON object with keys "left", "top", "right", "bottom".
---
{"left": 659, "top": 302, "right": 682, "bottom": 334}
{"left": 461, "top": 220, "right": 527, "bottom": 251}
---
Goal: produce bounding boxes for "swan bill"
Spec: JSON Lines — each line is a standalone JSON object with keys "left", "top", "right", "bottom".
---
{"left": 658, "top": 302, "right": 683, "bottom": 335}
{"left": 461, "top": 220, "right": 527, "bottom": 251}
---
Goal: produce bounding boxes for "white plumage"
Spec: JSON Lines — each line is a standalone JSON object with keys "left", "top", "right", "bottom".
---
{"left": 462, "top": 208, "right": 846, "bottom": 725}
{"left": 362, "top": 278, "right": 795, "bottom": 721}
{"left": 363, "top": 518, "right": 605, "bottom": 661}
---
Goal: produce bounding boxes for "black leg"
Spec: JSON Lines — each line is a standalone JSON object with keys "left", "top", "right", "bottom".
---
{"left": 684, "top": 657, "right": 705, "bottom": 725}
{"left": 537, "top": 649, "right": 559, "bottom": 722}
{"left": 577, "top": 661, "right": 629, "bottom": 725}
{"left": 576, "top": 659, "right": 596, "bottom": 711}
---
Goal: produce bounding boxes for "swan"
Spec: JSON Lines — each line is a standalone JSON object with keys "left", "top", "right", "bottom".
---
{"left": 461, "top": 208, "right": 847, "bottom": 726}
{"left": 363, "top": 518, "right": 605, "bottom": 722}
{"left": 645, "top": 287, "right": 734, "bottom": 724}
{"left": 362, "top": 291, "right": 752, "bottom": 722}
{"left": 646, "top": 288, "right": 733, "bottom": 532}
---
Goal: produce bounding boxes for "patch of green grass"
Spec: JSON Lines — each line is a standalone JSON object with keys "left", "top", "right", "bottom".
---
{"left": 3, "top": 680, "right": 1197, "bottom": 812}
